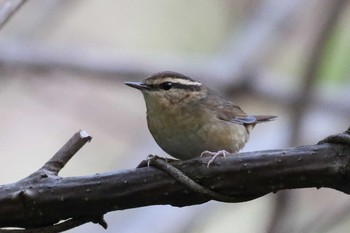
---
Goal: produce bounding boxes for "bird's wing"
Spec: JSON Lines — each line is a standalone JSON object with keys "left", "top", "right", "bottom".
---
{"left": 215, "top": 102, "right": 277, "bottom": 125}
{"left": 201, "top": 88, "right": 277, "bottom": 125}
{"left": 215, "top": 103, "right": 251, "bottom": 124}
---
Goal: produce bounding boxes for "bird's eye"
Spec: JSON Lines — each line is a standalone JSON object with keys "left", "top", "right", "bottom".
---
{"left": 161, "top": 82, "right": 173, "bottom": 90}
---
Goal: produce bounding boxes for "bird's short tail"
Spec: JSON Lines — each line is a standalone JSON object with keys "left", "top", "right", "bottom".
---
{"left": 231, "top": 115, "right": 277, "bottom": 125}
{"left": 253, "top": 115, "right": 277, "bottom": 123}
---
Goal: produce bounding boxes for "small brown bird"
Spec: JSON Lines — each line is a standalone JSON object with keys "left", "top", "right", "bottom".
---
{"left": 125, "top": 71, "right": 276, "bottom": 164}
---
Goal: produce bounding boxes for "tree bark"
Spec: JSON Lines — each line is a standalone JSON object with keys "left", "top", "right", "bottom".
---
{"left": 0, "top": 129, "right": 349, "bottom": 230}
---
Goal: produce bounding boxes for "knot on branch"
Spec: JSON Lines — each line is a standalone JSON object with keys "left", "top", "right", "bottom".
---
{"left": 318, "top": 127, "right": 350, "bottom": 146}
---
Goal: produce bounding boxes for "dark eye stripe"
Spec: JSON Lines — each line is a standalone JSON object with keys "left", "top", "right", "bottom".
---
{"left": 148, "top": 82, "right": 201, "bottom": 91}
{"left": 171, "top": 83, "right": 201, "bottom": 91}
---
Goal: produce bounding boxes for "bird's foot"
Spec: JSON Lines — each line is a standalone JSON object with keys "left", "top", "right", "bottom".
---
{"left": 137, "top": 155, "right": 177, "bottom": 168}
{"left": 200, "top": 150, "right": 229, "bottom": 168}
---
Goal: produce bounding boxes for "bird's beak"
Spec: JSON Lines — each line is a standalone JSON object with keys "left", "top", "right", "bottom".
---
{"left": 124, "top": 82, "right": 150, "bottom": 90}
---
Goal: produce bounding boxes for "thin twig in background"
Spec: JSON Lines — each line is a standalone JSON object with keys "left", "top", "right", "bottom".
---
{"left": 0, "top": 0, "right": 304, "bottom": 89}
{"left": 267, "top": 1, "right": 349, "bottom": 233}
{"left": 0, "top": 0, "right": 28, "bottom": 30}
{"left": 289, "top": 0, "right": 348, "bottom": 146}
{"left": 221, "top": 0, "right": 304, "bottom": 81}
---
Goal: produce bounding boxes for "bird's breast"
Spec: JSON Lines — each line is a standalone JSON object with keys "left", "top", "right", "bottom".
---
{"left": 146, "top": 107, "right": 249, "bottom": 160}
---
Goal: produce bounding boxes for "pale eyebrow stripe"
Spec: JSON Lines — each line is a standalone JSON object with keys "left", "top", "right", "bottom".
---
{"left": 154, "top": 77, "right": 202, "bottom": 86}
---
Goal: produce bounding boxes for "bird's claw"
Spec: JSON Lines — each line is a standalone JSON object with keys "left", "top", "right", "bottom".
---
{"left": 137, "top": 155, "right": 177, "bottom": 168}
{"left": 136, "top": 154, "right": 159, "bottom": 168}
{"left": 200, "top": 150, "right": 228, "bottom": 168}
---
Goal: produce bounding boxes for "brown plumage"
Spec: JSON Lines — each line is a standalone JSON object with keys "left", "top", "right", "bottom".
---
{"left": 125, "top": 71, "right": 276, "bottom": 161}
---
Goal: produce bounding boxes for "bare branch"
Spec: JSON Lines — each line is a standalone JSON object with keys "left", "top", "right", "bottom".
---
{"left": 0, "top": 129, "right": 349, "bottom": 231}
{"left": 41, "top": 130, "right": 92, "bottom": 175}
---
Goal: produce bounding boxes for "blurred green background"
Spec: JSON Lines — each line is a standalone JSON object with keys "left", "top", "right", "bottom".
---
{"left": 0, "top": 0, "right": 349, "bottom": 233}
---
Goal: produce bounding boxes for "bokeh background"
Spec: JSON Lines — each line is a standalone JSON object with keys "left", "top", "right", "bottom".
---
{"left": 0, "top": 0, "right": 349, "bottom": 232}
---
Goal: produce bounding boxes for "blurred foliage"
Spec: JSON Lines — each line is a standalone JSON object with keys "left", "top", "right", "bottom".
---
{"left": 319, "top": 18, "right": 350, "bottom": 85}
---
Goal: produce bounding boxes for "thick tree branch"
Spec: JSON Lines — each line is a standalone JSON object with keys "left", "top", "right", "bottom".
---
{"left": 0, "top": 128, "right": 349, "bottom": 231}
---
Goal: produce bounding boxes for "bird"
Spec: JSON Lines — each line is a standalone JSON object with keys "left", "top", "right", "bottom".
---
{"left": 125, "top": 71, "right": 276, "bottom": 165}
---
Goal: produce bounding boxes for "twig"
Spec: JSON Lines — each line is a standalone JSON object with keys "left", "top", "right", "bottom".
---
{"left": 0, "top": 0, "right": 304, "bottom": 89}
{"left": 289, "top": 0, "right": 348, "bottom": 146}
{"left": 145, "top": 155, "right": 264, "bottom": 202}
{"left": 0, "top": 218, "right": 91, "bottom": 233}
{"left": 41, "top": 130, "right": 92, "bottom": 175}
{"left": 268, "top": 1, "right": 348, "bottom": 232}
{"left": 1, "top": 130, "right": 96, "bottom": 233}
{"left": 0, "top": 215, "right": 107, "bottom": 233}
{"left": 0, "top": 0, "right": 28, "bottom": 30}
{"left": 221, "top": 0, "right": 304, "bottom": 80}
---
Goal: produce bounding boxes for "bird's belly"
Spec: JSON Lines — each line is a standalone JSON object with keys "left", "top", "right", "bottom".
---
{"left": 148, "top": 114, "right": 249, "bottom": 160}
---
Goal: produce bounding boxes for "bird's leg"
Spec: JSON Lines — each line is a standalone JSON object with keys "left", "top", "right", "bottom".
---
{"left": 200, "top": 150, "right": 229, "bottom": 168}
{"left": 136, "top": 155, "right": 177, "bottom": 168}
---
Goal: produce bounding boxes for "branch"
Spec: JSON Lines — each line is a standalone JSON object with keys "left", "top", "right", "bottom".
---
{"left": 40, "top": 130, "right": 92, "bottom": 175}
{"left": 0, "top": 128, "right": 349, "bottom": 232}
